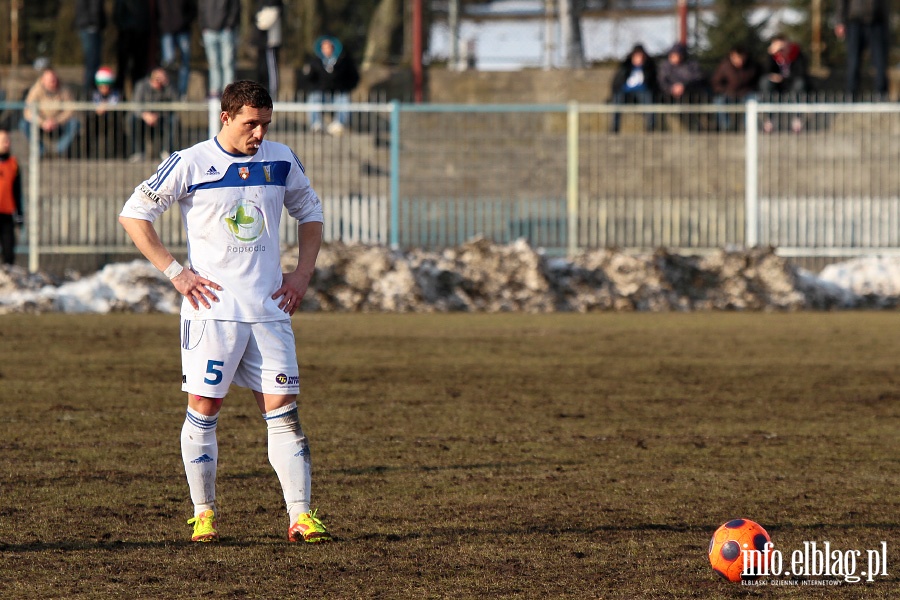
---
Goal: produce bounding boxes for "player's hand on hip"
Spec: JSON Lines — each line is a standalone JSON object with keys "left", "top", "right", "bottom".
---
{"left": 172, "top": 269, "right": 222, "bottom": 310}
{"left": 272, "top": 270, "right": 311, "bottom": 316}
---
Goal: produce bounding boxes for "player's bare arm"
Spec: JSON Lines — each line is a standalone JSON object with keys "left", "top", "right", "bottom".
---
{"left": 118, "top": 215, "right": 222, "bottom": 310}
{"left": 272, "top": 221, "right": 323, "bottom": 315}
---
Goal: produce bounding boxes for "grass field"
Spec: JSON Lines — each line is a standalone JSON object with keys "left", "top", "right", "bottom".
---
{"left": 1, "top": 312, "right": 899, "bottom": 599}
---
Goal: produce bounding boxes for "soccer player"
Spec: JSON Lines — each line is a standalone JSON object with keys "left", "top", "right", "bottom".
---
{"left": 118, "top": 80, "right": 330, "bottom": 543}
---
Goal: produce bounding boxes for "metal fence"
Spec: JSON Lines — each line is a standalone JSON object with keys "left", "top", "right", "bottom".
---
{"left": 5, "top": 98, "right": 900, "bottom": 272}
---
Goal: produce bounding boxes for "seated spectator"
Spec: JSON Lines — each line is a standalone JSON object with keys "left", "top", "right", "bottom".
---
{"left": 303, "top": 35, "right": 360, "bottom": 135}
{"left": 759, "top": 34, "right": 809, "bottom": 133}
{"left": 657, "top": 42, "right": 708, "bottom": 130}
{"left": 19, "top": 68, "right": 81, "bottom": 157}
{"left": 710, "top": 45, "right": 761, "bottom": 131}
{"left": 128, "top": 67, "right": 178, "bottom": 162}
{"left": 609, "top": 44, "right": 658, "bottom": 134}
{"left": 87, "top": 66, "right": 126, "bottom": 158}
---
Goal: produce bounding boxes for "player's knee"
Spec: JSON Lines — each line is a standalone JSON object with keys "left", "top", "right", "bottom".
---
{"left": 188, "top": 394, "right": 223, "bottom": 416}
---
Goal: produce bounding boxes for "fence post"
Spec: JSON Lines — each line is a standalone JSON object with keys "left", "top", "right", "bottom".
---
{"left": 744, "top": 99, "right": 759, "bottom": 248}
{"left": 567, "top": 101, "right": 579, "bottom": 257}
{"left": 389, "top": 100, "right": 400, "bottom": 250}
{"left": 27, "top": 103, "right": 40, "bottom": 273}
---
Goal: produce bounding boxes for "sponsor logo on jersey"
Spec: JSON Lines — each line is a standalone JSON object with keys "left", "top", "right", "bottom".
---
{"left": 139, "top": 182, "right": 165, "bottom": 206}
{"left": 238, "top": 166, "right": 250, "bottom": 180}
{"left": 275, "top": 373, "right": 300, "bottom": 386}
{"left": 206, "top": 165, "right": 219, "bottom": 176}
{"left": 223, "top": 199, "right": 266, "bottom": 243}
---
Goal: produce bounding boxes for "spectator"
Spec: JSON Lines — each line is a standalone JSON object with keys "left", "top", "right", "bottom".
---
{"left": 254, "top": 0, "right": 283, "bottom": 98}
{"left": 759, "top": 35, "right": 810, "bottom": 133}
{"left": 0, "top": 129, "right": 22, "bottom": 266}
{"left": 199, "top": 0, "right": 240, "bottom": 98}
{"left": 158, "top": 0, "right": 197, "bottom": 99}
{"left": 303, "top": 35, "right": 360, "bottom": 135}
{"left": 114, "top": 0, "right": 152, "bottom": 96}
{"left": 76, "top": 0, "right": 107, "bottom": 98}
{"left": 710, "top": 45, "right": 761, "bottom": 131}
{"left": 657, "top": 42, "right": 708, "bottom": 131}
{"left": 609, "top": 44, "right": 658, "bottom": 134}
{"left": 658, "top": 43, "right": 707, "bottom": 103}
{"left": 20, "top": 68, "right": 81, "bottom": 157}
{"left": 129, "top": 68, "right": 178, "bottom": 162}
{"left": 834, "top": 0, "right": 889, "bottom": 99}
{"left": 88, "top": 67, "right": 126, "bottom": 158}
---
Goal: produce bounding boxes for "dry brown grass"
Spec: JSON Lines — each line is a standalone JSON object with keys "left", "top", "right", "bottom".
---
{"left": 1, "top": 312, "right": 899, "bottom": 598}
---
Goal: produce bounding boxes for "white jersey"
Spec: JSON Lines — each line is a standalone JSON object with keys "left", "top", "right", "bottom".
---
{"left": 120, "top": 137, "right": 324, "bottom": 322}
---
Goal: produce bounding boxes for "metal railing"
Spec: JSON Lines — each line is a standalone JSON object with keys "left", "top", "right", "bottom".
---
{"left": 4, "top": 98, "right": 900, "bottom": 272}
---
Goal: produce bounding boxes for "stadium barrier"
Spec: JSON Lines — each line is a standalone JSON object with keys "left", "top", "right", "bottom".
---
{"left": 4, "top": 98, "right": 900, "bottom": 272}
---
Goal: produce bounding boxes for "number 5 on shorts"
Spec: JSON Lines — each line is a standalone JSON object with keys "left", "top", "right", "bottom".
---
{"left": 204, "top": 360, "right": 225, "bottom": 385}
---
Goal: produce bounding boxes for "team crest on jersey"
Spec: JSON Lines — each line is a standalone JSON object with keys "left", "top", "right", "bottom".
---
{"left": 263, "top": 165, "right": 272, "bottom": 182}
{"left": 223, "top": 199, "right": 266, "bottom": 243}
{"left": 238, "top": 166, "right": 250, "bottom": 180}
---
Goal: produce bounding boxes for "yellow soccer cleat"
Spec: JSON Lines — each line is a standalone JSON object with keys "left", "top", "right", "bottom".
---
{"left": 187, "top": 509, "right": 219, "bottom": 542}
{"left": 288, "top": 508, "right": 332, "bottom": 543}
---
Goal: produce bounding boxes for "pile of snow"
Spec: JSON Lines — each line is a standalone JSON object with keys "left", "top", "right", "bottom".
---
{"left": 1, "top": 241, "right": 898, "bottom": 314}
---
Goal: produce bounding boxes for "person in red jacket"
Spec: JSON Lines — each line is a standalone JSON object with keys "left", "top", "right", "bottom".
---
{"left": 759, "top": 35, "right": 810, "bottom": 133}
{"left": 0, "top": 129, "right": 23, "bottom": 265}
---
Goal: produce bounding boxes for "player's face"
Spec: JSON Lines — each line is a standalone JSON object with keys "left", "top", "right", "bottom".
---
{"left": 220, "top": 106, "right": 272, "bottom": 155}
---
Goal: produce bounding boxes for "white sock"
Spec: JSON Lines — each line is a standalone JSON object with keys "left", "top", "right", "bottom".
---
{"left": 264, "top": 402, "right": 311, "bottom": 522}
{"left": 181, "top": 407, "right": 218, "bottom": 516}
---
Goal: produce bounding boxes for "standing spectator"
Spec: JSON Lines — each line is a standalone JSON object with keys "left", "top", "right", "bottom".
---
{"left": 710, "top": 45, "right": 761, "bottom": 131}
{"left": 129, "top": 68, "right": 178, "bottom": 162}
{"left": 759, "top": 35, "right": 810, "bottom": 133}
{"left": 114, "top": 0, "right": 152, "bottom": 96}
{"left": 89, "top": 67, "right": 126, "bottom": 158}
{"left": 199, "top": 0, "right": 240, "bottom": 98}
{"left": 254, "top": 0, "right": 283, "bottom": 99}
{"left": 158, "top": 0, "right": 197, "bottom": 99}
{"left": 609, "top": 44, "right": 658, "bottom": 134}
{"left": 0, "top": 130, "right": 22, "bottom": 266}
{"left": 19, "top": 68, "right": 81, "bottom": 157}
{"left": 76, "top": 0, "right": 107, "bottom": 98}
{"left": 834, "top": 0, "right": 889, "bottom": 99}
{"left": 303, "top": 36, "right": 360, "bottom": 135}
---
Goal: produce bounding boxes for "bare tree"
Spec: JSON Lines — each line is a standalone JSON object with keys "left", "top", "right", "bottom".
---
{"left": 362, "top": 0, "right": 403, "bottom": 70}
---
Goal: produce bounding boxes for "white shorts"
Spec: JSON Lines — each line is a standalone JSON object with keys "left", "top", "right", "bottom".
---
{"left": 180, "top": 319, "right": 300, "bottom": 398}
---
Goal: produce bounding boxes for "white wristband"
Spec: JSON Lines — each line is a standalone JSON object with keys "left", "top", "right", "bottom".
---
{"left": 163, "top": 260, "right": 184, "bottom": 280}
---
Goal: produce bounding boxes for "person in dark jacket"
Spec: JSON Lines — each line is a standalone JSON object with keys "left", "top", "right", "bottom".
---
{"left": 254, "top": 0, "right": 283, "bottom": 98}
{"left": 114, "top": 0, "right": 152, "bottom": 96}
{"left": 609, "top": 44, "right": 658, "bottom": 134}
{"left": 303, "top": 36, "right": 360, "bottom": 135}
{"left": 834, "top": 0, "right": 889, "bottom": 98}
{"left": 157, "top": 0, "right": 197, "bottom": 99}
{"left": 76, "top": 0, "right": 107, "bottom": 97}
{"left": 657, "top": 43, "right": 707, "bottom": 103}
{"left": 199, "top": 0, "right": 240, "bottom": 98}
{"left": 657, "top": 42, "right": 709, "bottom": 131}
{"left": 710, "top": 45, "right": 761, "bottom": 131}
{"left": 759, "top": 34, "right": 810, "bottom": 133}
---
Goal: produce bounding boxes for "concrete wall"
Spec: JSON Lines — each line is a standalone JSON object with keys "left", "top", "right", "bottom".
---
{"left": 425, "top": 68, "right": 616, "bottom": 104}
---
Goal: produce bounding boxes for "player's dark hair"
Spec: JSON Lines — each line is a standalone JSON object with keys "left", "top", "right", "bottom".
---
{"left": 221, "top": 80, "right": 273, "bottom": 118}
